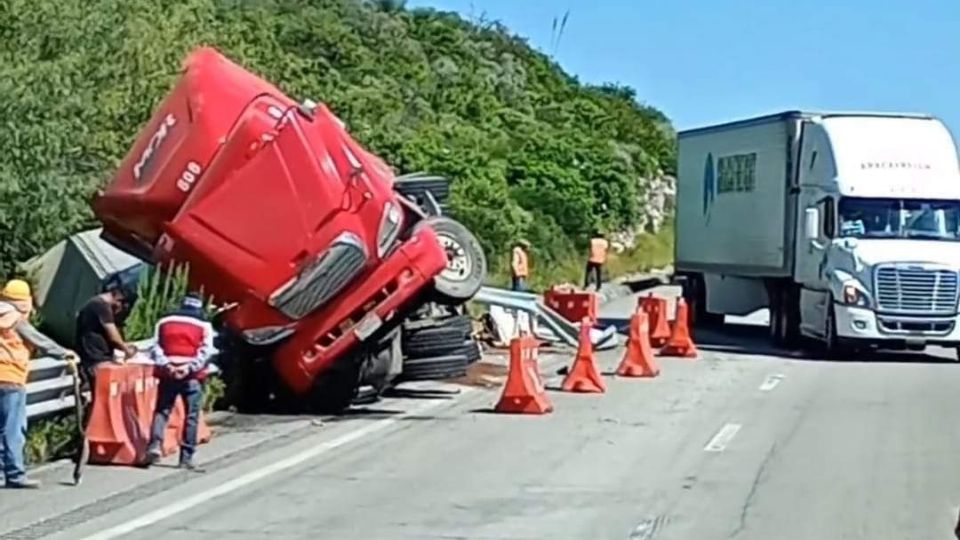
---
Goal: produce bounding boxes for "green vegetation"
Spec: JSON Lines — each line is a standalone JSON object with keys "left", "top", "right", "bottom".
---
{"left": 0, "top": 0, "right": 675, "bottom": 285}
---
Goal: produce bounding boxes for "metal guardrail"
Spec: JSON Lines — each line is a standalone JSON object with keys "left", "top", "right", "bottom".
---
{"left": 25, "top": 338, "right": 220, "bottom": 420}
{"left": 471, "top": 286, "right": 619, "bottom": 349}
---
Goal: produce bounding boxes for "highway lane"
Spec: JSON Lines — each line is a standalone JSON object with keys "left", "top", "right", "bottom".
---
{"left": 41, "top": 288, "right": 960, "bottom": 540}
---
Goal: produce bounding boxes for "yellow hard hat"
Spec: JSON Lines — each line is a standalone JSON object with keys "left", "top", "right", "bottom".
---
{"left": 1, "top": 279, "right": 32, "bottom": 302}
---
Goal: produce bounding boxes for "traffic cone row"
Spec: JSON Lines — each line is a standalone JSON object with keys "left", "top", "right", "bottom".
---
{"left": 493, "top": 295, "right": 699, "bottom": 415}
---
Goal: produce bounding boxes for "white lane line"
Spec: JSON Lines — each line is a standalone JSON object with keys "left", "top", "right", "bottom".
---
{"left": 704, "top": 423, "right": 742, "bottom": 452}
{"left": 78, "top": 396, "right": 455, "bottom": 540}
{"left": 759, "top": 373, "right": 784, "bottom": 392}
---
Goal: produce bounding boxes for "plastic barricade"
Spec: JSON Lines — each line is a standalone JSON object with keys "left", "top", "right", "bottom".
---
{"left": 84, "top": 359, "right": 213, "bottom": 466}
{"left": 544, "top": 286, "right": 598, "bottom": 323}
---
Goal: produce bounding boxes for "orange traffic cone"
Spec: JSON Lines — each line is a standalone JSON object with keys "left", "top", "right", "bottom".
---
{"left": 637, "top": 293, "right": 657, "bottom": 315}
{"left": 659, "top": 298, "right": 698, "bottom": 358}
{"left": 616, "top": 312, "right": 661, "bottom": 377}
{"left": 561, "top": 318, "right": 606, "bottom": 393}
{"left": 649, "top": 297, "right": 672, "bottom": 347}
{"left": 495, "top": 335, "right": 554, "bottom": 414}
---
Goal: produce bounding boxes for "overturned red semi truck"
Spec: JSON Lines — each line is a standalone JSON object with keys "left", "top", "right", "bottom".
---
{"left": 93, "top": 47, "right": 487, "bottom": 411}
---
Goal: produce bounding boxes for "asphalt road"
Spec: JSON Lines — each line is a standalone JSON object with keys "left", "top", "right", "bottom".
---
{"left": 18, "top": 287, "right": 960, "bottom": 540}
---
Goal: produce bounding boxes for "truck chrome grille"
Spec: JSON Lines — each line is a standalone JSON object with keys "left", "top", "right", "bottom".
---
{"left": 874, "top": 265, "right": 959, "bottom": 315}
{"left": 270, "top": 233, "right": 368, "bottom": 320}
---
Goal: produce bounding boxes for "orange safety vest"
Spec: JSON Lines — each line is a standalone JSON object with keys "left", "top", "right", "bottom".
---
{"left": 512, "top": 246, "right": 529, "bottom": 278}
{"left": 589, "top": 238, "right": 610, "bottom": 264}
{"left": 0, "top": 326, "right": 31, "bottom": 386}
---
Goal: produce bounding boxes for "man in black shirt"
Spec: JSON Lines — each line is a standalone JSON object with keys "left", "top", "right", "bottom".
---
{"left": 75, "top": 282, "right": 137, "bottom": 389}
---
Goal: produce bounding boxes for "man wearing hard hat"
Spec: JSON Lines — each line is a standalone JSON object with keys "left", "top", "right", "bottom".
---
{"left": 0, "top": 279, "right": 76, "bottom": 488}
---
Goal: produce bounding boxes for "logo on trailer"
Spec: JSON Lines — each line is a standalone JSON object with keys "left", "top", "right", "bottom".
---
{"left": 702, "top": 153, "right": 715, "bottom": 223}
{"left": 133, "top": 113, "right": 177, "bottom": 182}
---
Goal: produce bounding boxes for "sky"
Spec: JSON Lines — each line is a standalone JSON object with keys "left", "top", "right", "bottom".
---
{"left": 406, "top": 0, "right": 960, "bottom": 134}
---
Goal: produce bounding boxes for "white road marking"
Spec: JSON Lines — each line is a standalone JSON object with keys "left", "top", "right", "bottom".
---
{"left": 759, "top": 374, "right": 784, "bottom": 392}
{"left": 704, "top": 423, "right": 742, "bottom": 452}
{"left": 78, "top": 396, "right": 457, "bottom": 540}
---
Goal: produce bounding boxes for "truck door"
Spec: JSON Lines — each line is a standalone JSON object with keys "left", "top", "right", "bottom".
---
{"left": 792, "top": 121, "right": 835, "bottom": 336}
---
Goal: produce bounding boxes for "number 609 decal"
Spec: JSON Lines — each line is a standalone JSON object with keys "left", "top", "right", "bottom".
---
{"left": 176, "top": 161, "right": 202, "bottom": 193}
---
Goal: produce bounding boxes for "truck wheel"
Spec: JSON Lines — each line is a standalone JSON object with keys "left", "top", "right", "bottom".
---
{"left": 417, "top": 217, "right": 486, "bottom": 304}
{"left": 820, "top": 303, "right": 851, "bottom": 360}
{"left": 309, "top": 359, "right": 362, "bottom": 414}
{"left": 399, "top": 354, "right": 470, "bottom": 381}
{"left": 683, "top": 273, "right": 723, "bottom": 328}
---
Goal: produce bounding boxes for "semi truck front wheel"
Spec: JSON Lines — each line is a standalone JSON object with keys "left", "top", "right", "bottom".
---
{"left": 416, "top": 217, "right": 487, "bottom": 305}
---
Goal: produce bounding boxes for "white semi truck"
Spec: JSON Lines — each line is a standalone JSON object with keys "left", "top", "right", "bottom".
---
{"left": 675, "top": 111, "right": 960, "bottom": 357}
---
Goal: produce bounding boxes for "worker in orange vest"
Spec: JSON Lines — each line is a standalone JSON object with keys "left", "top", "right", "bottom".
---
{"left": 585, "top": 232, "right": 610, "bottom": 291}
{"left": 0, "top": 280, "right": 76, "bottom": 488}
{"left": 511, "top": 239, "right": 531, "bottom": 292}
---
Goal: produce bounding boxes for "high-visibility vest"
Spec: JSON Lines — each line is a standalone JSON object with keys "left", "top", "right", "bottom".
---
{"left": 589, "top": 238, "right": 610, "bottom": 264}
{"left": 512, "top": 247, "right": 529, "bottom": 278}
{"left": 0, "top": 326, "right": 31, "bottom": 386}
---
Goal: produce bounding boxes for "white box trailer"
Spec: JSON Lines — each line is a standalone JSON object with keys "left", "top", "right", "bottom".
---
{"left": 675, "top": 111, "right": 960, "bottom": 357}
{"left": 676, "top": 115, "right": 797, "bottom": 277}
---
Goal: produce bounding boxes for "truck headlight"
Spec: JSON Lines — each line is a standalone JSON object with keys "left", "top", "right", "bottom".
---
{"left": 377, "top": 202, "right": 403, "bottom": 258}
{"left": 841, "top": 282, "right": 872, "bottom": 308}
{"left": 242, "top": 325, "right": 295, "bottom": 346}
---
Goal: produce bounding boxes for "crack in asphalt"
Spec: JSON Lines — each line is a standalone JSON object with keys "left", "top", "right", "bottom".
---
{"left": 728, "top": 441, "right": 778, "bottom": 539}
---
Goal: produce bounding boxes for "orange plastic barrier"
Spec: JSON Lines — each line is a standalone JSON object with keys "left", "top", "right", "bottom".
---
{"left": 85, "top": 362, "right": 213, "bottom": 466}
{"left": 495, "top": 335, "right": 553, "bottom": 414}
{"left": 659, "top": 298, "right": 699, "bottom": 359}
{"left": 616, "top": 312, "right": 660, "bottom": 378}
{"left": 561, "top": 318, "right": 606, "bottom": 393}
{"left": 544, "top": 286, "right": 598, "bottom": 323}
{"left": 648, "top": 297, "right": 672, "bottom": 347}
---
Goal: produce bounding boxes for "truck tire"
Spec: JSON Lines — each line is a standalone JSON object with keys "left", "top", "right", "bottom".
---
{"left": 819, "top": 302, "right": 852, "bottom": 360}
{"left": 682, "top": 273, "right": 723, "bottom": 328}
{"left": 458, "top": 339, "right": 482, "bottom": 364}
{"left": 399, "top": 354, "right": 469, "bottom": 381}
{"left": 309, "top": 358, "right": 362, "bottom": 414}
{"left": 402, "top": 313, "right": 472, "bottom": 335}
{"left": 401, "top": 314, "right": 472, "bottom": 357}
{"left": 769, "top": 284, "right": 801, "bottom": 348}
{"left": 416, "top": 217, "right": 486, "bottom": 304}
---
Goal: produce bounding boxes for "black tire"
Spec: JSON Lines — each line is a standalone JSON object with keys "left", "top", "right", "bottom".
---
{"left": 394, "top": 173, "right": 451, "bottom": 207}
{"left": 402, "top": 314, "right": 472, "bottom": 335}
{"left": 415, "top": 217, "right": 486, "bottom": 304}
{"left": 682, "top": 273, "right": 723, "bottom": 328}
{"left": 770, "top": 284, "right": 801, "bottom": 348}
{"left": 404, "top": 325, "right": 468, "bottom": 349}
{"left": 400, "top": 354, "right": 469, "bottom": 381}
{"left": 458, "top": 339, "right": 482, "bottom": 364}
{"left": 401, "top": 314, "right": 472, "bottom": 358}
{"left": 819, "top": 302, "right": 851, "bottom": 360}
{"left": 309, "top": 358, "right": 362, "bottom": 414}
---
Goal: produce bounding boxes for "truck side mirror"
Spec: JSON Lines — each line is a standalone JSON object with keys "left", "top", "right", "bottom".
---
{"left": 804, "top": 207, "right": 820, "bottom": 240}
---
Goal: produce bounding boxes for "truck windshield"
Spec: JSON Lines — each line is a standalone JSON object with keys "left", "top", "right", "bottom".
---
{"left": 838, "top": 197, "right": 960, "bottom": 241}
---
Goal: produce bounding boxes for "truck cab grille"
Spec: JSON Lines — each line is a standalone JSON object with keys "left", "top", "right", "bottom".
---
{"left": 269, "top": 233, "right": 368, "bottom": 320}
{"left": 874, "top": 265, "right": 959, "bottom": 315}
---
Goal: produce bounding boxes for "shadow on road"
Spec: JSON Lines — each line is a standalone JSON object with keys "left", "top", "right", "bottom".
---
{"left": 695, "top": 323, "right": 956, "bottom": 365}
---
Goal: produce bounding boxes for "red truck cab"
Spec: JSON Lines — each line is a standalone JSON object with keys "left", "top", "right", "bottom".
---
{"left": 94, "top": 48, "right": 485, "bottom": 409}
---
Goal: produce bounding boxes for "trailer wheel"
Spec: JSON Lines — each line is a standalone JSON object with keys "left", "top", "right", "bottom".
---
{"left": 682, "top": 273, "right": 723, "bottom": 328}
{"left": 416, "top": 217, "right": 486, "bottom": 304}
